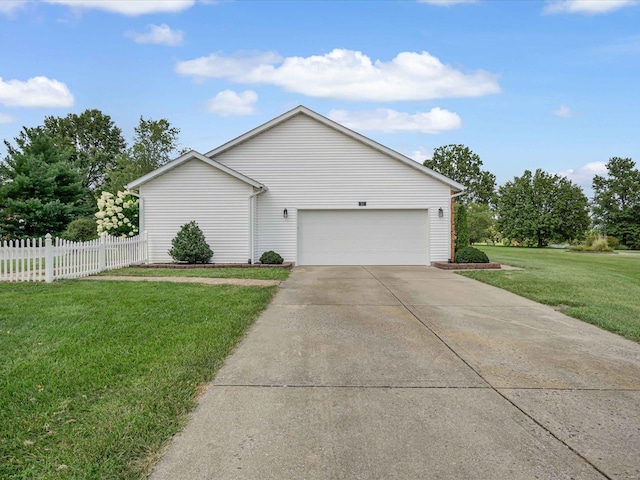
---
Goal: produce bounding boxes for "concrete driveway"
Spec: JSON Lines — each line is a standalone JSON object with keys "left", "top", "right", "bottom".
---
{"left": 151, "top": 266, "right": 640, "bottom": 480}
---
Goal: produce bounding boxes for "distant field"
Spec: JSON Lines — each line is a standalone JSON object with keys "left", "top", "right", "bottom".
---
{"left": 460, "top": 246, "right": 640, "bottom": 343}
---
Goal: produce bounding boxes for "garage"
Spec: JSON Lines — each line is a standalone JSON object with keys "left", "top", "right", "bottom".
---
{"left": 297, "top": 209, "right": 429, "bottom": 266}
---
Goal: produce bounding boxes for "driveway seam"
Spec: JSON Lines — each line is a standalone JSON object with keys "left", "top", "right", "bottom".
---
{"left": 362, "top": 266, "right": 615, "bottom": 480}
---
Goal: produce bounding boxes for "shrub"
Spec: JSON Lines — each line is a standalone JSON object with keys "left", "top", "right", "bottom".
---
{"left": 95, "top": 190, "right": 139, "bottom": 237}
{"left": 455, "top": 203, "right": 470, "bottom": 249}
{"left": 61, "top": 218, "right": 98, "bottom": 242}
{"left": 614, "top": 244, "right": 629, "bottom": 251}
{"left": 454, "top": 246, "right": 490, "bottom": 263}
{"left": 259, "top": 250, "right": 284, "bottom": 264}
{"left": 591, "top": 237, "right": 613, "bottom": 252}
{"left": 168, "top": 221, "right": 213, "bottom": 263}
{"left": 606, "top": 236, "right": 619, "bottom": 248}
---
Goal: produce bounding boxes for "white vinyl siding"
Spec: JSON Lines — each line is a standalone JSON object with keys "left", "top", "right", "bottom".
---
{"left": 298, "top": 210, "right": 429, "bottom": 265}
{"left": 213, "top": 114, "right": 452, "bottom": 264}
{"left": 140, "top": 159, "right": 253, "bottom": 263}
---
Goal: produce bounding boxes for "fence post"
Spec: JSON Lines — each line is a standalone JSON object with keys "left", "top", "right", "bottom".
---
{"left": 98, "top": 233, "right": 106, "bottom": 272}
{"left": 44, "top": 234, "right": 53, "bottom": 283}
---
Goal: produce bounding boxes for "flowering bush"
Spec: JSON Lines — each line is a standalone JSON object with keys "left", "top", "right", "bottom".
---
{"left": 95, "top": 190, "right": 139, "bottom": 237}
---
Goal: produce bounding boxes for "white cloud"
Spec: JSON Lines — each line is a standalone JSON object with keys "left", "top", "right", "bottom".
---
{"left": 409, "top": 146, "right": 433, "bottom": 163}
{"left": 328, "top": 108, "right": 462, "bottom": 134}
{"left": 0, "top": 0, "right": 27, "bottom": 14}
{"left": 557, "top": 162, "right": 608, "bottom": 188}
{"left": 176, "top": 49, "right": 501, "bottom": 102}
{"left": 0, "top": 76, "right": 74, "bottom": 108}
{"left": 553, "top": 103, "right": 574, "bottom": 118}
{"left": 44, "top": 0, "right": 196, "bottom": 16}
{"left": 419, "top": 0, "right": 477, "bottom": 5}
{"left": 206, "top": 90, "right": 258, "bottom": 117}
{"left": 0, "top": 112, "right": 16, "bottom": 123}
{"left": 544, "top": 0, "right": 638, "bottom": 15}
{"left": 125, "top": 24, "right": 184, "bottom": 46}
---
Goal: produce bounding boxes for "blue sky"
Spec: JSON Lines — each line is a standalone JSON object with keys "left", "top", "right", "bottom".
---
{"left": 1, "top": 0, "right": 639, "bottom": 193}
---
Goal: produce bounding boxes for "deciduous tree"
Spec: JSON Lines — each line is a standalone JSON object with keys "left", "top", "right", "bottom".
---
{"left": 103, "top": 117, "right": 181, "bottom": 193}
{"left": 592, "top": 157, "right": 640, "bottom": 249}
{"left": 424, "top": 144, "right": 496, "bottom": 205}
{"left": 497, "top": 169, "right": 589, "bottom": 248}
{"left": 43, "top": 109, "right": 126, "bottom": 191}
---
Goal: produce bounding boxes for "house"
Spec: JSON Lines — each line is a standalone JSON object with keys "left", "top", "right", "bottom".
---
{"left": 126, "top": 106, "right": 465, "bottom": 266}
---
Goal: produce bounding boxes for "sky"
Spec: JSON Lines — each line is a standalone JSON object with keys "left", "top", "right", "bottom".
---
{"left": 1, "top": 0, "right": 639, "bottom": 194}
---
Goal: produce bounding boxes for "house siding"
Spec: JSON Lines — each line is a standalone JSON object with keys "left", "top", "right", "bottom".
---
{"left": 140, "top": 159, "right": 253, "bottom": 263}
{"left": 212, "top": 114, "right": 452, "bottom": 264}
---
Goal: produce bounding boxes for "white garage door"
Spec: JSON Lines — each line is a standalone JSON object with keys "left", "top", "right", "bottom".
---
{"left": 298, "top": 209, "right": 428, "bottom": 266}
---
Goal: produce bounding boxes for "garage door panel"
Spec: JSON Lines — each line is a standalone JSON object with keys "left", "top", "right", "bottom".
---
{"left": 298, "top": 210, "right": 428, "bottom": 266}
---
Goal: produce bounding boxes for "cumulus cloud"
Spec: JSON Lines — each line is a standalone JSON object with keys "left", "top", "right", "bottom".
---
{"left": 557, "top": 162, "right": 608, "bottom": 188}
{"left": 0, "top": 0, "right": 27, "bottom": 15}
{"left": 176, "top": 49, "right": 500, "bottom": 102}
{"left": 206, "top": 90, "right": 258, "bottom": 116}
{"left": 125, "top": 24, "right": 184, "bottom": 46}
{"left": 0, "top": 76, "right": 74, "bottom": 108}
{"left": 44, "top": 0, "right": 196, "bottom": 16}
{"left": 544, "top": 0, "right": 638, "bottom": 15}
{"left": 553, "top": 103, "right": 574, "bottom": 118}
{"left": 328, "top": 108, "right": 462, "bottom": 134}
{"left": 0, "top": 112, "right": 16, "bottom": 123}
{"left": 409, "top": 146, "right": 433, "bottom": 163}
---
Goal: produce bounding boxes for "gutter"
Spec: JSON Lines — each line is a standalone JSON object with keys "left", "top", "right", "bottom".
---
{"left": 248, "top": 187, "right": 268, "bottom": 263}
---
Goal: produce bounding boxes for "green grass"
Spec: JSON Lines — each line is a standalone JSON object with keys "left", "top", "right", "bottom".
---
{"left": 460, "top": 246, "right": 640, "bottom": 342}
{"left": 97, "top": 266, "right": 290, "bottom": 281}
{"left": 0, "top": 281, "right": 277, "bottom": 479}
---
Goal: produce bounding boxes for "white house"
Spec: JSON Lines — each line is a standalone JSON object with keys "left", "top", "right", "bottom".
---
{"left": 127, "top": 106, "right": 464, "bottom": 266}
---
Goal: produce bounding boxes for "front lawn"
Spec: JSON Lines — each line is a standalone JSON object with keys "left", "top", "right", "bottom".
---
{"left": 98, "top": 266, "right": 290, "bottom": 281}
{"left": 460, "top": 246, "right": 640, "bottom": 343}
{"left": 0, "top": 281, "right": 276, "bottom": 479}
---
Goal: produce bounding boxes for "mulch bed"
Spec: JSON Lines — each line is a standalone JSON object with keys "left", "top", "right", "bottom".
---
{"left": 434, "top": 262, "right": 501, "bottom": 270}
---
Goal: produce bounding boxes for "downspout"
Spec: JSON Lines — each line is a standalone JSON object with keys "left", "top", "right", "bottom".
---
{"left": 248, "top": 187, "right": 268, "bottom": 263}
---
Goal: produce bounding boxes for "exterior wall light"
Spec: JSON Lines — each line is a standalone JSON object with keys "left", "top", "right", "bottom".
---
{"left": 438, "top": 208, "right": 444, "bottom": 218}
{"left": 283, "top": 208, "right": 288, "bottom": 218}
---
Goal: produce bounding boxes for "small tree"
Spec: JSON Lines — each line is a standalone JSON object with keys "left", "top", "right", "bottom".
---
{"left": 455, "top": 203, "right": 470, "bottom": 249}
{"left": 168, "top": 221, "right": 213, "bottom": 263}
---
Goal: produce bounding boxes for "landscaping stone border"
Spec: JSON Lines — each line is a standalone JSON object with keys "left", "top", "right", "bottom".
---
{"left": 137, "top": 262, "right": 293, "bottom": 270}
{"left": 434, "top": 262, "right": 501, "bottom": 270}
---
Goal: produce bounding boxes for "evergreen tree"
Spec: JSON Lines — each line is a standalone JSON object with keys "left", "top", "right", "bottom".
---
{"left": 0, "top": 129, "right": 87, "bottom": 238}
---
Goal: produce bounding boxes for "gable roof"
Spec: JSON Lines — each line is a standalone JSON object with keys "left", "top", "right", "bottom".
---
{"left": 205, "top": 105, "right": 465, "bottom": 192}
{"left": 126, "top": 150, "right": 267, "bottom": 191}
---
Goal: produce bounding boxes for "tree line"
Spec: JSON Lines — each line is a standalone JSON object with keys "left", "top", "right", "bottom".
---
{"left": 424, "top": 144, "right": 640, "bottom": 250}
{"left": 0, "top": 110, "right": 181, "bottom": 239}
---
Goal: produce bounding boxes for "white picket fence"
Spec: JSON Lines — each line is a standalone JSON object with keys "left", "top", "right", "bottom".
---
{"left": 0, "top": 233, "right": 147, "bottom": 283}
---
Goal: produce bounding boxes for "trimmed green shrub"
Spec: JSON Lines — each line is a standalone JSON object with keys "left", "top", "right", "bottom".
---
{"left": 260, "top": 250, "right": 284, "bottom": 264}
{"left": 168, "top": 221, "right": 213, "bottom": 263}
{"left": 61, "top": 218, "right": 98, "bottom": 242}
{"left": 454, "top": 246, "right": 490, "bottom": 263}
